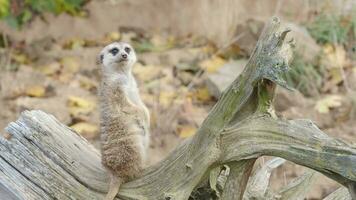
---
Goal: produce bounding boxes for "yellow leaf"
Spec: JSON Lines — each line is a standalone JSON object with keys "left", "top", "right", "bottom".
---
{"left": 25, "top": 85, "right": 46, "bottom": 97}
{"left": 36, "top": 62, "right": 61, "bottom": 76}
{"left": 329, "top": 68, "right": 343, "bottom": 84}
{"left": 314, "top": 95, "right": 343, "bottom": 114}
{"left": 67, "top": 96, "right": 96, "bottom": 116}
{"left": 321, "top": 44, "right": 347, "bottom": 69}
{"left": 107, "top": 31, "right": 121, "bottom": 41}
{"left": 150, "top": 34, "right": 166, "bottom": 47}
{"left": 179, "top": 125, "right": 197, "bottom": 138}
{"left": 11, "top": 53, "right": 30, "bottom": 65}
{"left": 159, "top": 91, "right": 176, "bottom": 107}
{"left": 147, "top": 34, "right": 175, "bottom": 52}
{"left": 59, "top": 73, "right": 74, "bottom": 83}
{"left": 70, "top": 122, "right": 98, "bottom": 139}
{"left": 60, "top": 57, "right": 80, "bottom": 74}
{"left": 194, "top": 87, "right": 212, "bottom": 102}
{"left": 78, "top": 76, "right": 97, "bottom": 90}
{"left": 133, "top": 63, "right": 162, "bottom": 82}
{"left": 68, "top": 96, "right": 95, "bottom": 108}
{"left": 64, "top": 38, "right": 86, "bottom": 49}
{"left": 199, "top": 56, "right": 226, "bottom": 73}
{"left": 200, "top": 44, "right": 217, "bottom": 54}
{"left": 120, "top": 32, "right": 136, "bottom": 43}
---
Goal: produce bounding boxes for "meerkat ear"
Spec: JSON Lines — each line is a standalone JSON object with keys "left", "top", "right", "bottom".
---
{"left": 96, "top": 54, "right": 104, "bottom": 65}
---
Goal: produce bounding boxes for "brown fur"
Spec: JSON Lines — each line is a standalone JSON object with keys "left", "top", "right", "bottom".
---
{"left": 100, "top": 81, "right": 148, "bottom": 180}
{"left": 99, "top": 42, "right": 149, "bottom": 200}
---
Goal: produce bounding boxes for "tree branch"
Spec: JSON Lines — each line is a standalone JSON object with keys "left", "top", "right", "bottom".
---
{"left": 222, "top": 116, "right": 356, "bottom": 195}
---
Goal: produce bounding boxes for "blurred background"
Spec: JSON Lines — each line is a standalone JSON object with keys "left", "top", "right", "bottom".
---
{"left": 0, "top": 0, "right": 355, "bottom": 199}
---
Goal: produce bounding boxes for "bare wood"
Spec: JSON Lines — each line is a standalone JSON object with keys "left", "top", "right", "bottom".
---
{"left": 221, "top": 160, "right": 255, "bottom": 200}
{"left": 323, "top": 187, "right": 352, "bottom": 200}
{"left": 0, "top": 17, "right": 355, "bottom": 200}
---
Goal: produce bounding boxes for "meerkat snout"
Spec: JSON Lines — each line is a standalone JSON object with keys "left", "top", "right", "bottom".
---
{"left": 99, "top": 42, "right": 137, "bottom": 75}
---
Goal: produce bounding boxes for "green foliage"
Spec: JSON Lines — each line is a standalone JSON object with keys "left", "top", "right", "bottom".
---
{"left": 0, "top": 0, "right": 9, "bottom": 18}
{"left": 307, "top": 13, "right": 355, "bottom": 44}
{"left": 285, "top": 53, "right": 325, "bottom": 96}
{"left": 0, "top": 0, "right": 85, "bottom": 29}
{"left": 0, "top": 0, "right": 10, "bottom": 18}
{"left": 26, "top": 0, "right": 84, "bottom": 15}
{"left": 299, "top": 12, "right": 356, "bottom": 96}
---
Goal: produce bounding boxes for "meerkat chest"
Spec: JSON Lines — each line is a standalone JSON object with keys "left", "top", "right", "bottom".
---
{"left": 107, "top": 73, "right": 150, "bottom": 123}
{"left": 121, "top": 78, "right": 142, "bottom": 106}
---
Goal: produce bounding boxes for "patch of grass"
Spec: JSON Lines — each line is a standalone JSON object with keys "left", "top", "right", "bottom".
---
{"left": 292, "top": 12, "right": 356, "bottom": 96}
{"left": 307, "top": 13, "right": 355, "bottom": 45}
{"left": 285, "top": 53, "right": 325, "bottom": 96}
{"left": 0, "top": 0, "right": 86, "bottom": 29}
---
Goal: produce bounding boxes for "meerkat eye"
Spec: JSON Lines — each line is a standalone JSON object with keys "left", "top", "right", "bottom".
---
{"left": 124, "top": 47, "right": 131, "bottom": 54}
{"left": 109, "top": 47, "right": 119, "bottom": 55}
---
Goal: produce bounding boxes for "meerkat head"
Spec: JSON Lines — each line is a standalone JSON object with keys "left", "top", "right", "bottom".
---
{"left": 98, "top": 42, "right": 137, "bottom": 75}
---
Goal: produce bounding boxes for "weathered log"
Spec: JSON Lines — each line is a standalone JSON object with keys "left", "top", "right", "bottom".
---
{"left": 0, "top": 17, "right": 355, "bottom": 200}
{"left": 324, "top": 187, "right": 352, "bottom": 200}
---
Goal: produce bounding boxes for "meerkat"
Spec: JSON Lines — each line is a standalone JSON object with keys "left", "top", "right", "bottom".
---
{"left": 98, "top": 42, "right": 150, "bottom": 200}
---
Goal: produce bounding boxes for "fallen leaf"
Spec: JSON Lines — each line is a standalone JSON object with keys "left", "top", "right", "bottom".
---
{"left": 321, "top": 44, "right": 347, "bottom": 69}
{"left": 329, "top": 67, "right": 343, "bottom": 85}
{"left": 159, "top": 91, "right": 176, "bottom": 107}
{"left": 201, "top": 44, "right": 217, "bottom": 54}
{"left": 108, "top": 31, "right": 121, "bottom": 41}
{"left": 67, "top": 96, "right": 96, "bottom": 116}
{"left": 120, "top": 32, "right": 136, "bottom": 43}
{"left": 78, "top": 75, "right": 97, "bottom": 91}
{"left": 70, "top": 122, "right": 98, "bottom": 139}
{"left": 36, "top": 62, "right": 61, "bottom": 76}
{"left": 314, "top": 95, "right": 343, "bottom": 114}
{"left": 59, "top": 74, "right": 72, "bottom": 84}
{"left": 151, "top": 34, "right": 167, "bottom": 47}
{"left": 11, "top": 53, "right": 30, "bottom": 65}
{"left": 194, "top": 87, "right": 212, "bottom": 102}
{"left": 103, "top": 31, "right": 121, "bottom": 43}
{"left": 60, "top": 57, "right": 80, "bottom": 74}
{"left": 64, "top": 38, "right": 86, "bottom": 49}
{"left": 25, "top": 85, "right": 46, "bottom": 97}
{"left": 178, "top": 125, "right": 197, "bottom": 138}
{"left": 133, "top": 63, "right": 162, "bottom": 82}
{"left": 199, "top": 56, "right": 226, "bottom": 73}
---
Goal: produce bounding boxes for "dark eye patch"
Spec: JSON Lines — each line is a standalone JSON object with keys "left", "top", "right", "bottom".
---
{"left": 124, "top": 47, "right": 131, "bottom": 54}
{"left": 109, "top": 47, "right": 119, "bottom": 55}
{"left": 100, "top": 54, "right": 104, "bottom": 63}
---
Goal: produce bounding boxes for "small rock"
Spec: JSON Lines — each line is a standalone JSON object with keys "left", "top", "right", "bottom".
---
{"left": 274, "top": 86, "right": 311, "bottom": 112}
{"left": 285, "top": 23, "right": 321, "bottom": 63}
{"left": 206, "top": 59, "right": 247, "bottom": 98}
{"left": 233, "top": 19, "right": 265, "bottom": 55}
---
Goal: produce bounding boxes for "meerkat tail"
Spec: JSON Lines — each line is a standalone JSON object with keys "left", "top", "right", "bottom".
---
{"left": 105, "top": 175, "right": 123, "bottom": 200}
